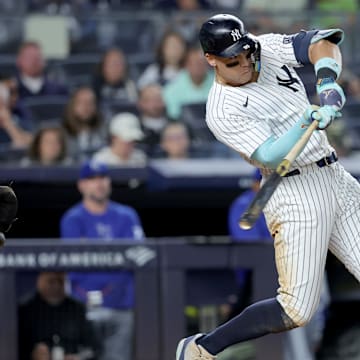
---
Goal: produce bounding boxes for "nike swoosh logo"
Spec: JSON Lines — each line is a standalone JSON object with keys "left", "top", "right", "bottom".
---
{"left": 243, "top": 96, "right": 249, "bottom": 107}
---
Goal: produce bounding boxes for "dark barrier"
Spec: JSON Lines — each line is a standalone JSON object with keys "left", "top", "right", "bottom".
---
{"left": 0, "top": 238, "right": 282, "bottom": 360}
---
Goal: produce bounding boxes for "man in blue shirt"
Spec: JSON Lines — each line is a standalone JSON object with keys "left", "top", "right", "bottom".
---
{"left": 60, "top": 160, "right": 144, "bottom": 360}
{"left": 228, "top": 168, "right": 270, "bottom": 242}
{"left": 227, "top": 168, "right": 271, "bottom": 320}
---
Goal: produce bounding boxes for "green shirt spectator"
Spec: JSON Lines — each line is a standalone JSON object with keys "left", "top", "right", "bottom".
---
{"left": 162, "top": 47, "right": 214, "bottom": 120}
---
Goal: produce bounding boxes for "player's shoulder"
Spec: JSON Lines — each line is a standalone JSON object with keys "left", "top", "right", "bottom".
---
{"left": 108, "top": 201, "right": 139, "bottom": 219}
{"left": 61, "top": 202, "right": 84, "bottom": 221}
{"left": 209, "top": 81, "right": 248, "bottom": 100}
{"left": 63, "top": 295, "right": 87, "bottom": 312}
{"left": 258, "top": 32, "right": 291, "bottom": 46}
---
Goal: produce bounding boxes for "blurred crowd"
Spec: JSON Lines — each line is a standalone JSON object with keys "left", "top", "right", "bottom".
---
{"left": 3, "top": 2, "right": 360, "bottom": 360}
{"left": 0, "top": 0, "right": 359, "bottom": 169}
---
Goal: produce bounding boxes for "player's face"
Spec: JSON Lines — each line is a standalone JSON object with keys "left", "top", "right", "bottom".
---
{"left": 78, "top": 175, "right": 111, "bottom": 204}
{"left": 206, "top": 51, "right": 256, "bottom": 86}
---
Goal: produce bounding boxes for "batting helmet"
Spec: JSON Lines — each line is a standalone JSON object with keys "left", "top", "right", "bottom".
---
{"left": 199, "top": 14, "right": 260, "bottom": 59}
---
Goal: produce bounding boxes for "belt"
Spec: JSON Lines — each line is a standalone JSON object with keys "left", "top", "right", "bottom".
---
{"left": 284, "top": 152, "right": 338, "bottom": 178}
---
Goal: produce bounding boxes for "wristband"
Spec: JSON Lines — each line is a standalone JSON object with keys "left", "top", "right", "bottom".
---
{"left": 314, "top": 57, "right": 341, "bottom": 79}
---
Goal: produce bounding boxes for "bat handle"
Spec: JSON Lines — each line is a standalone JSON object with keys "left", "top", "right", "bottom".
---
{"left": 276, "top": 159, "right": 291, "bottom": 177}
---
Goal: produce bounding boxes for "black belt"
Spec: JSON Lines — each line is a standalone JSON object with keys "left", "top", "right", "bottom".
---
{"left": 285, "top": 152, "right": 338, "bottom": 177}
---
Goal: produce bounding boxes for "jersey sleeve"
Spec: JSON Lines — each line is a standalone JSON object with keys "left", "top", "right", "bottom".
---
{"left": 207, "top": 99, "right": 271, "bottom": 159}
{"left": 258, "top": 33, "right": 300, "bottom": 67}
{"left": 123, "top": 208, "right": 145, "bottom": 241}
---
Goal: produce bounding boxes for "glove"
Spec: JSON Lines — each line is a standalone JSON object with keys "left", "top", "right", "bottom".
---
{"left": 302, "top": 104, "right": 341, "bottom": 130}
{"left": 316, "top": 78, "right": 346, "bottom": 110}
{"left": 0, "top": 185, "right": 18, "bottom": 235}
{"left": 311, "top": 105, "right": 342, "bottom": 130}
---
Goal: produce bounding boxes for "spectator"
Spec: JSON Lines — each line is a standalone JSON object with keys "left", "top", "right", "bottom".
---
{"left": 154, "top": 0, "right": 210, "bottom": 10}
{"left": 338, "top": 68, "right": 360, "bottom": 103}
{"left": 18, "top": 271, "right": 98, "bottom": 360}
{"left": 162, "top": 46, "right": 214, "bottom": 120}
{"left": 137, "top": 30, "right": 187, "bottom": 89}
{"left": 325, "top": 119, "right": 353, "bottom": 158}
{"left": 0, "top": 74, "right": 34, "bottom": 132}
{"left": 16, "top": 41, "right": 68, "bottom": 99}
{"left": 62, "top": 86, "right": 107, "bottom": 161}
{"left": 0, "top": 82, "right": 33, "bottom": 150}
{"left": 60, "top": 160, "right": 145, "bottom": 360}
{"left": 228, "top": 168, "right": 270, "bottom": 242}
{"left": 93, "top": 48, "right": 137, "bottom": 104}
{"left": 228, "top": 168, "right": 330, "bottom": 360}
{"left": 21, "top": 123, "right": 72, "bottom": 166}
{"left": 137, "top": 84, "right": 171, "bottom": 156}
{"left": 159, "top": 122, "right": 206, "bottom": 159}
{"left": 93, "top": 112, "right": 147, "bottom": 166}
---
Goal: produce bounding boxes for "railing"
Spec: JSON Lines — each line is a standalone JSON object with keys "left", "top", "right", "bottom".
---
{"left": 0, "top": 238, "right": 282, "bottom": 360}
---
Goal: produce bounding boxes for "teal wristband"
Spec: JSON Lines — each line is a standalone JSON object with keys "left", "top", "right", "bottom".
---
{"left": 314, "top": 57, "right": 341, "bottom": 79}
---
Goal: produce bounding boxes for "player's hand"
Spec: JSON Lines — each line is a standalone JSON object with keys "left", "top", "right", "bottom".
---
{"left": 316, "top": 79, "right": 346, "bottom": 110}
{"left": 311, "top": 105, "right": 342, "bottom": 130}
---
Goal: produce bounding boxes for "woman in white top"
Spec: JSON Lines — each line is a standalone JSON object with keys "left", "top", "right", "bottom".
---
{"left": 137, "top": 30, "right": 188, "bottom": 89}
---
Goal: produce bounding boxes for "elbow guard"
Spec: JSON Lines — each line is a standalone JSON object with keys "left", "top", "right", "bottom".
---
{"left": 293, "top": 28, "right": 344, "bottom": 65}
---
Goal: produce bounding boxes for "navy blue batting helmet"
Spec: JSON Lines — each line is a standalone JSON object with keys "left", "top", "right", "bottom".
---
{"left": 199, "top": 14, "right": 259, "bottom": 59}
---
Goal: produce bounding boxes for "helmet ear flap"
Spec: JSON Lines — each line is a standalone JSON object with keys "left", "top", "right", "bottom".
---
{"left": 248, "top": 35, "right": 261, "bottom": 72}
{"left": 254, "top": 43, "right": 261, "bottom": 72}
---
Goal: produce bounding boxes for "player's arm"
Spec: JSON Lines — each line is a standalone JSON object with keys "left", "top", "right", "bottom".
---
{"left": 308, "top": 36, "right": 346, "bottom": 116}
{"left": 293, "top": 29, "right": 346, "bottom": 115}
{"left": 251, "top": 107, "right": 316, "bottom": 169}
{"left": 123, "top": 208, "right": 145, "bottom": 241}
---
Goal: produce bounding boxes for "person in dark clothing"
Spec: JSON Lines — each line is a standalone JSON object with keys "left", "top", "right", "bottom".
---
{"left": 92, "top": 48, "right": 137, "bottom": 105}
{"left": 16, "top": 41, "right": 69, "bottom": 99}
{"left": 18, "top": 271, "right": 98, "bottom": 360}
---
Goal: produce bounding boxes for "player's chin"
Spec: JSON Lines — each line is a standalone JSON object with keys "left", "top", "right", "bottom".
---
{"left": 234, "top": 76, "right": 252, "bottom": 86}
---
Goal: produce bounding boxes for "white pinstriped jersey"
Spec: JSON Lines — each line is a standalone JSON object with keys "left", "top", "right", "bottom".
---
{"left": 206, "top": 33, "right": 335, "bottom": 169}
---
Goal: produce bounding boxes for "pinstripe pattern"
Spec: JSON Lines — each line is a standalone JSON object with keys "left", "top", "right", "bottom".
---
{"left": 205, "top": 32, "right": 360, "bottom": 327}
{"left": 262, "top": 163, "right": 360, "bottom": 325}
{"left": 206, "top": 33, "right": 334, "bottom": 171}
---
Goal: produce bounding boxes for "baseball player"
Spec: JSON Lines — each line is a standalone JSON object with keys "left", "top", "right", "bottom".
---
{"left": 176, "top": 13, "right": 360, "bottom": 360}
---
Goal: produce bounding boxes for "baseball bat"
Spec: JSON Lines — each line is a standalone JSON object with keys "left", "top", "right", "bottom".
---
{"left": 238, "top": 116, "right": 319, "bottom": 230}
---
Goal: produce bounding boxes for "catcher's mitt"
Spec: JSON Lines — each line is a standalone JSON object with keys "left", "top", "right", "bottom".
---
{"left": 0, "top": 185, "right": 18, "bottom": 234}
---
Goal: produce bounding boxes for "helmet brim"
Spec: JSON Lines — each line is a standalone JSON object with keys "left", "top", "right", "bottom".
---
{"left": 217, "top": 39, "right": 252, "bottom": 58}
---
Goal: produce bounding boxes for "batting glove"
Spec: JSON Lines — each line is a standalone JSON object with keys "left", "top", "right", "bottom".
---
{"left": 316, "top": 79, "right": 346, "bottom": 110}
{"left": 311, "top": 105, "right": 342, "bottom": 130}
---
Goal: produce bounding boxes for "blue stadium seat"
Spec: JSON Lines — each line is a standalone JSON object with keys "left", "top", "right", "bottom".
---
{"left": 48, "top": 54, "right": 101, "bottom": 89}
{"left": 180, "top": 103, "right": 216, "bottom": 143}
{"left": 0, "top": 18, "right": 23, "bottom": 54}
{"left": 0, "top": 55, "right": 17, "bottom": 76}
{"left": 23, "top": 95, "right": 69, "bottom": 124}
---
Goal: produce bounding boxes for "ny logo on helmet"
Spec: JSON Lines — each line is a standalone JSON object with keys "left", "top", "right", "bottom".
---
{"left": 230, "top": 29, "right": 242, "bottom": 42}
